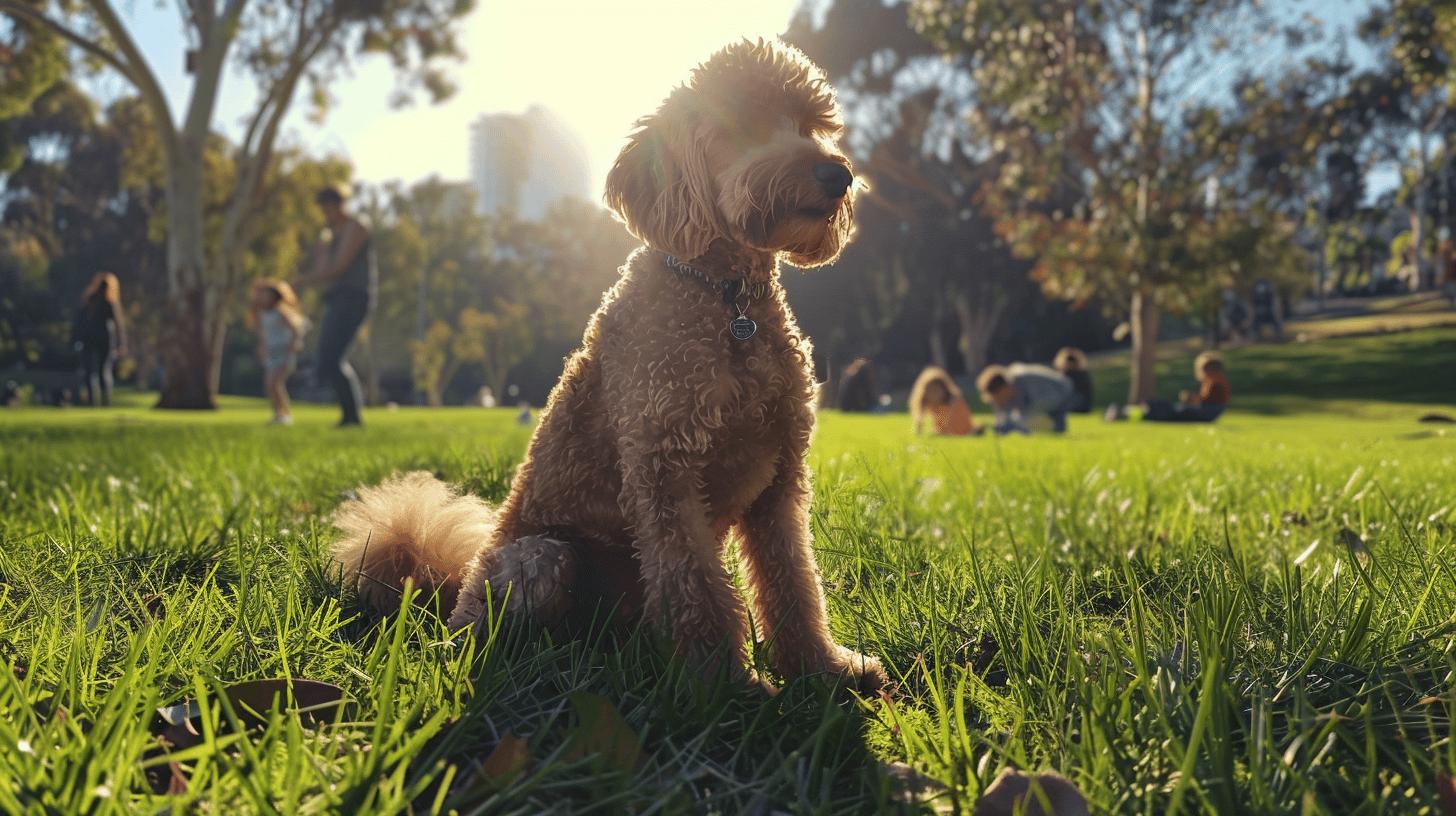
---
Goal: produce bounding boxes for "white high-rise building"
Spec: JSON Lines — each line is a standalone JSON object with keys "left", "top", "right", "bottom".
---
{"left": 468, "top": 106, "right": 592, "bottom": 221}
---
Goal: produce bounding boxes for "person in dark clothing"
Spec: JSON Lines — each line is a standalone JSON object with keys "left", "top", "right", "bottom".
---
{"left": 1053, "top": 347, "right": 1093, "bottom": 413}
{"left": 300, "top": 185, "right": 376, "bottom": 427}
{"left": 1249, "top": 278, "right": 1283, "bottom": 341}
{"left": 836, "top": 357, "right": 878, "bottom": 412}
{"left": 73, "top": 272, "right": 128, "bottom": 407}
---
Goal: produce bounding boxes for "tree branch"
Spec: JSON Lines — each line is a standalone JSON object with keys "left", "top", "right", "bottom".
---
{"left": 220, "top": 16, "right": 340, "bottom": 286}
{"left": 82, "top": 0, "right": 178, "bottom": 153}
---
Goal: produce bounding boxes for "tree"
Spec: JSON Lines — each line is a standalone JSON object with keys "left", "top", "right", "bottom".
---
{"left": 1, "top": 0, "right": 472, "bottom": 407}
{"left": 784, "top": 0, "right": 1044, "bottom": 383}
{"left": 0, "top": 2, "right": 65, "bottom": 171}
{"left": 1, "top": 84, "right": 161, "bottom": 371}
{"left": 1359, "top": 1, "right": 1455, "bottom": 290}
{"left": 912, "top": 0, "right": 1292, "bottom": 402}
{"left": 409, "top": 303, "right": 531, "bottom": 407}
{"left": 473, "top": 300, "right": 531, "bottom": 401}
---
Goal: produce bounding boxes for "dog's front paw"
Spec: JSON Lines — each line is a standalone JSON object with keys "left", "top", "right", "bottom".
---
{"left": 825, "top": 648, "right": 889, "bottom": 695}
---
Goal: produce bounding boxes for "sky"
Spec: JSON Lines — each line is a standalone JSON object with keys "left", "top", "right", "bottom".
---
{"left": 98, "top": 0, "right": 1386, "bottom": 199}
{"left": 109, "top": 0, "right": 804, "bottom": 198}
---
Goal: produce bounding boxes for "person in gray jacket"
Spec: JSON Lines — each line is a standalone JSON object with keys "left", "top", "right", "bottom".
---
{"left": 976, "top": 362, "right": 1076, "bottom": 434}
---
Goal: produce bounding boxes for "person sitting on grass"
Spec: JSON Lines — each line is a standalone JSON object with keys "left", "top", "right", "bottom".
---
{"left": 1053, "top": 347, "right": 1093, "bottom": 414}
{"left": 909, "top": 366, "right": 982, "bottom": 436}
{"left": 1145, "top": 352, "right": 1230, "bottom": 423}
{"left": 248, "top": 278, "right": 307, "bottom": 426}
{"left": 977, "top": 362, "right": 1076, "bottom": 435}
{"left": 1106, "top": 351, "right": 1231, "bottom": 423}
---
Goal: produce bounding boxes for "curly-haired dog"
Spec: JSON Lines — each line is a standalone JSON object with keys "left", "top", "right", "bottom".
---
{"left": 333, "top": 39, "right": 886, "bottom": 692}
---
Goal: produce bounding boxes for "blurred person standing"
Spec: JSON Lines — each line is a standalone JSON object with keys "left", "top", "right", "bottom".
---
{"left": 301, "top": 185, "right": 376, "bottom": 428}
{"left": 72, "top": 272, "right": 128, "bottom": 407}
{"left": 836, "top": 357, "right": 878, "bottom": 412}
{"left": 1249, "top": 278, "right": 1283, "bottom": 341}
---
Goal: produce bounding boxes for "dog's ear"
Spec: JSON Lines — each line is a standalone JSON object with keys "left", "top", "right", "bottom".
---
{"left": 604, "top": 114, "right": 723, "bottom": 259}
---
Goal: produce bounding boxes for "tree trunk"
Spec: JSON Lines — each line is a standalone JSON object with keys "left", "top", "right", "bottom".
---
{"left": 154, "top": 27, "right": 233, "bottom": 409}
{"left": 1413, "top": 122, "right": 1429, "bottom": 290}
{"left": 1128, "top": 289, "right": 1159, "bottom": 404}
{"left": 951, "top": 289, "right": 1005, "bottom": 379}
{"left": 928, "top": 297, "right": 948, "bottom": 370}
{"left": 156, "top": 154, "right": 223, "bottom": 409}
{"left": 1128, "top": 10, "right": 1159, "bottom": 406}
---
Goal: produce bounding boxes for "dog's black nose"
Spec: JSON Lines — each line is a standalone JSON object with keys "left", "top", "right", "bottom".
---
{"left": 813, "top": 163, "right": 853, "bottom": 198}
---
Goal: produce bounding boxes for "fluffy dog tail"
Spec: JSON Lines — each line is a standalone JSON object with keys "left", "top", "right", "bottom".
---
{"left": 331, "top": 471, "right": 494, "bottom": 615}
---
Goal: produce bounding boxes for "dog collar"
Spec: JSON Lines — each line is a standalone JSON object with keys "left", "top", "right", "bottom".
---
{"left": 662, "top": 253, "right": 770, "bottom": 341}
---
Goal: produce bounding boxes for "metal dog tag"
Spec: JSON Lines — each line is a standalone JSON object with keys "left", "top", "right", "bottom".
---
{"left": 729, "top": 315, "right": 757, "bottom": 341}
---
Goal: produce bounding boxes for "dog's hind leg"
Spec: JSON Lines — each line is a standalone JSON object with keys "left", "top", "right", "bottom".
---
{"left": 447, "top": 535, "right": 578, "bottom": 630}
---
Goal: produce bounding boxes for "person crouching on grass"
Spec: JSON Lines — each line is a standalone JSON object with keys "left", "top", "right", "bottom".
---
{"left": 977, "top": 362, "right": 1076, "bottom": 435}
{"left": 910, "top": 366, "right": 983, "bottom": 436}
{"left": 249, "top": 279, "right": 307, "bottom": 425}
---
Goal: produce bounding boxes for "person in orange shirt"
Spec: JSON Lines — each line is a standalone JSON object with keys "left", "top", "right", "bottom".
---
{"left": 1144, "top": 352, "right": 1230, "bottom": 422}
{"left": 910, "top": 366, "right": 983, "bottom": 436}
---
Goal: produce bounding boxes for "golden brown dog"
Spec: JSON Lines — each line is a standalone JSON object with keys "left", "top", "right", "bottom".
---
{"left": 333, "top": 39, "right": 886, "bottom": 692}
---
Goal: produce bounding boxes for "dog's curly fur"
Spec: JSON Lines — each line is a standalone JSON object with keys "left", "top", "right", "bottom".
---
{"left": 332, "top": 38, "right": 885, "bottom": 692}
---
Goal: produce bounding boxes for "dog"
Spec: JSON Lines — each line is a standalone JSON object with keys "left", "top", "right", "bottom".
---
{"left": 332, "top": 39, "right": 886, "bottom": 692}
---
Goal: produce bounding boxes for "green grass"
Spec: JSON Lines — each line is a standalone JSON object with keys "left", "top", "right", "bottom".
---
{"left": 1088, "top": 327, "right": 1456, "bottom": 417}
{"left": 2, "top": 343, "right": 1455, "bottom": 812}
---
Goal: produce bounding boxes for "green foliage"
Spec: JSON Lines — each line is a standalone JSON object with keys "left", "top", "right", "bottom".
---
{"left": 0, "top": 3, "right": 66, "bottom": 171}
{"left": 365, "top": 182, "right": 630, "bottom": 404}
{"left": 0, "top": 85, "right": 158, "bottom": 369}
{"left": 409, "top": 304, "right": 531, "bottom": 407}
{"left": 911, "top": 0, "right": 1287, "bottom": 309}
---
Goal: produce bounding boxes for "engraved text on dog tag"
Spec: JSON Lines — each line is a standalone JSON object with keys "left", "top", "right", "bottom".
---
{"left": 729, "top": 315, "right": 757, "bottom": 341}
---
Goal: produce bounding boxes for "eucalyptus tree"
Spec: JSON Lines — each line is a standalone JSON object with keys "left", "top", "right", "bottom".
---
{"left": 0, "top": 0, "right": 472, "bottom": 406}
{"left": 911, "top": 0, "right": 1297, "bottom": 402}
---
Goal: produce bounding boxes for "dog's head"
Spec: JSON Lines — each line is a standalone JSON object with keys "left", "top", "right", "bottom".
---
{"left": 604, "top": 39, "right": 856, "bottom": 268}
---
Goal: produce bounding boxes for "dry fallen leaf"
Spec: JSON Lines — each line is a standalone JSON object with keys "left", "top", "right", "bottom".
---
{"left": 147, "top": 678, "right": 348, "bottom": 795}
{"left": 222, "top": 678, "right": 348, "bottom": 728}
{"left": 975, "top": 767, "right": 1089, "bottom": 816}
{"left": 566, "top": 692, "right": 641, "bottom": 773}
{"left": 479, "top": 732, "right": 531, "bottom": 783}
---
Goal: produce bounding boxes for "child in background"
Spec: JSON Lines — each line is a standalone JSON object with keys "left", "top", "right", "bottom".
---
{"left": 909, "top": 366, "right": 981, "bottom": 436}
{"left": 248, "top": 279, "right": 307, "bottom": 425}
{"left": 1053, "top": 347, "right": 1093, "bottom": 413}
{"left": 977, "top": 363, "right": 1076, "bottom": 434}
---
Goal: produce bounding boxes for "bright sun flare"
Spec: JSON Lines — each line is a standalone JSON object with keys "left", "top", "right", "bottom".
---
{"left": 335, "top": 0, "right": 801, "bottom": 194}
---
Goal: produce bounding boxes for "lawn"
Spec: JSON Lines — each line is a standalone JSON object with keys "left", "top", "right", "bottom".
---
{"left": 2, "top": 335, "right": 1455, "bottom": 813}
{"left": 1087, "top": 326, "right": 1456, "bottom": 417}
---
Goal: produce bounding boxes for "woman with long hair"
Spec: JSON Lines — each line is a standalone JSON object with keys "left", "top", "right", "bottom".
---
{"left": 73, "top": 272, "right": 127, "bottom": 406}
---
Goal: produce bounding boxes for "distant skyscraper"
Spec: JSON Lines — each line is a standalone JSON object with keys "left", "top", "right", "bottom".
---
{"left": 468, "top": 106, "right": 592, "bottom": 221}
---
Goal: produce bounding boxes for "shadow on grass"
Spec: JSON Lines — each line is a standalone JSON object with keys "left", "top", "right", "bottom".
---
{"left": 377, "top": 608, "right": 904, "bottom": 814}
